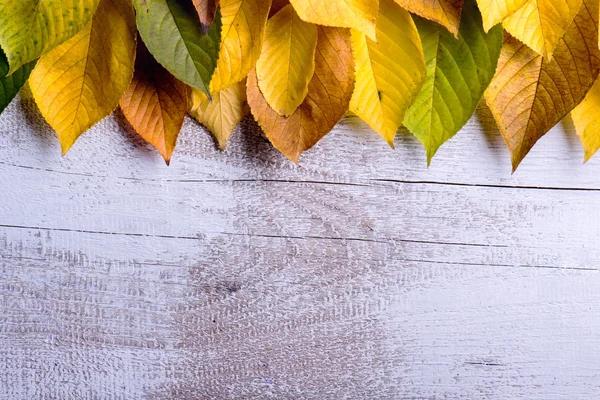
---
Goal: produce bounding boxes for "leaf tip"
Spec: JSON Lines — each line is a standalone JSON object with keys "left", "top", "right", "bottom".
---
{"left": 200, "top": 23, "right": 210, "bottom": 36}
{"left": 510, "top": 161, "right": 520, "bottom": 174}
{"left": 386, "top": 137, "right": 395, "bottom": 149}
{"left": 60, "top": 140, "right": 73, "bottom": 157}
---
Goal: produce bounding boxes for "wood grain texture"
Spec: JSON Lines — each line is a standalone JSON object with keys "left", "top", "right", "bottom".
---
{"left": 1, "top": 94, "right": 600, "bottom": 399}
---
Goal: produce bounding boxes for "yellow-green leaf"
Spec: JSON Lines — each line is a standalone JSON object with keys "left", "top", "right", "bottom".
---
{"left": 210, "top": 0, "right": 271, "bottom": 94}
{"left": 29, "top": 0, "right": 136, "bottom": 154}
{"left": 120, "top": 42, "right": 188, "bottom": 165}
{"left": 0, "top": 0, "right": 100, "bottom": 74}
{"left": 248, "top": 26, "right": 355, "bottom": 162}
{"left": 571, "top": 77, "right": 600, "bottom": 162}
{"left": 503, "top": 0, "right": 583, "bottom": 60}
{"left": 255, "top": 4, "right": 318, "bottom": 117}
{"left": 484, "top": 0, "right": 600, "bottom": 171}
{"left": 475, "top": 0, "right": 528, "bottom": 31}
{"left": 289, "top": 0, "right": 378, "bottom": 40}
{"left": 189, "top": 80, "right": 248, "bottom": 150}
{"left": 349, "top": 0, "right": 426, "bottom": 146}
{"left": 394, "top": 0, "right": 464, "bottom": 37}
{"left": 403, "top": 0, "right": 503, "bottom": 163}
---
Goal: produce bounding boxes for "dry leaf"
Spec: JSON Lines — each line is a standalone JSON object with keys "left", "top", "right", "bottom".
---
{"left": 192, "top": 0, "right": 221, "bottom": 34}
{"left": 189, "top": 80, "right": 248, "bottom": 150}
{"left": 350, "top": 0, "right": 426, "bottom": 146}
{"left": 394, "top": 0, "right": 464, "bottom": 37}
{"left": 475, "top": 0, "right": 528, "bottom": 31}
{"left": 255, "top": 4, "right": 318, "bottom": 116}
{"left": 270, "top": 0, "right": 290, "bottom": 16}
{"left": 484, "top": 0, "right": 600, "bottom": 171}
{"left": 29, "top": 0, "right": 136, "bottom": 154}
{"left": 120, "top": 42, "right": 188, "bottom": 165}
{"left": 503, "top": 0, "right": 582, "bottom": 60}
{"left": 571, "top": 77, "right": 600, "bottom": 162}
{"left": 210, "top": 0, "right": 271, "bottom": 94}
{"left": 248, "top": 26, "right": 354, "bottom": 162}
{"left": 289, "top": 0, "right": 378, "bottom": 40}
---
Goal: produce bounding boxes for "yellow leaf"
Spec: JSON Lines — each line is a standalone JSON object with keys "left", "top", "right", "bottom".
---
{"left": 255, "top": 4, "right": 318, "bottom": 117}
{"left": 394, "top": 0, "right": 464, "bottom": 37}
{"left": 571, "top": 77, "right": 600, "bottom": 162}
{"left": 189, "top": 80, "right": 249, "bottom": 150}
{"left": 29, "top": 0, "right": 136, "bottom": 154}
{"left": 289, "top": 0, "right": 378, "bottom": 40}
{"left": 484, "top": 0, "right": 600, "bottom": 171}
{"left": 120, "top": 42, "right": 188, "bottom": 165}
{"left": 349, "top": 0, "right": 426, "bottom": 146}
{"left": 475, "top": 0, "right": 528, "bottom": 31}
{"left": 248, "top": 26, "right": 355, "bottom": 162}
{"left": 210, "top": 0, "right": 271, "bottom": 94}
{"left": 503, "top": 0, "right": 583, "bottom": 60}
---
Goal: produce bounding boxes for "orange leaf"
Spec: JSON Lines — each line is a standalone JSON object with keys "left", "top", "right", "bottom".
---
{"left": 484, "top": 0, "right": 600, "bottom": 171}
{"left": 192, "top": 0, "right": 221, "bottom": 34}
{"left": 120, "top": 42, "right": 189, "bottom": 165}
{"left": 248, "top": 26, "right": 354, "bottom": 162}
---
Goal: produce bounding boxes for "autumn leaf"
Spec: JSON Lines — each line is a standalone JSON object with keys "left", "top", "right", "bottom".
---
{"left": 503, "top": 0, "right": 582, "bottom": 60}
{"left": 350, "top": 0, "right": 426, "bottom": 146}
{"left": 193, "top": 0, "right": 220, "bottom": 34}
{"left": 270, "top": 0, "right": 289, "bottom": 16}
{"left": 248, "top": 26, "right": 354, "bottom": 162}
{"left": 289, "top": 0, "right": 378, "bottom": 40}
{"left": 189, "top": 80, "right": 248, "bottom": 150}
{"left": 120, "top": 42, "right": 188, "bottom": 165}
{"left": 571, "top": 77, "right": 600, "bottom": 162}
{"left": 134, "top": 0, "right": 221, "bottom": 98}
{"left": 0, "top": 0, "right": 100, "bottom": 74}
{"left": 0, "top": 50, "right": 36, "bottom": 114}
{"left": 29, "top": 0, "right": 136, "bottom": 154}
{"left": 255, "top": 5, "right": 318, "bottom": 117}
{"left": 394, "top": 0, "right": 464, "bottom": 37}
{"left": 484, "top": 0, "right": 600, "bottom": 171}
{"left": 210, "top": 0, "right": 271, "bottom": 94}
{"left": 475, "top": 0, "right": 527, "bottom": 31}
{"left": 403, "top": 0, "right": 503, "bottom": 163}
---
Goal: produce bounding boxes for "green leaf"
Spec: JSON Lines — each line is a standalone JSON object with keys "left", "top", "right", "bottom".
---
{"left": 134, "top": 0, "right": 221, "bottom": 97}
{"left": 0, "top": 0, "right": 100, "bottom": 74}
{"left": 403, "top": 0, "right": 502, "bottom": 163}
{"left": 0, "top": 50, "right": 35, "bottom": 114}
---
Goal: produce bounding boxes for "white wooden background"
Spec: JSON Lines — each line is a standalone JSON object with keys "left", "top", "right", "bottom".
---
{"left": 1, "top": 92, "right": 600, "bottom": 400}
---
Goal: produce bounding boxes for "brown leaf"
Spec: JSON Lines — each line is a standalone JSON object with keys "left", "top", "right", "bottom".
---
{"left": 484, "top": 0, "right": 600, "bottom": 171}
{"left": 120, "top": 41, "right": 189, "bottom": 165}
{"left": 269, "top": 0, "right": 290, "bottom": 16}
{"left": 394, "top": 0, "right": 464, "bottom": 37}
{"left": 247, "top": 26, "right": 354, "bottom": 162}
{"left": 192, "top": 0, "right": 221, "bottom": 34}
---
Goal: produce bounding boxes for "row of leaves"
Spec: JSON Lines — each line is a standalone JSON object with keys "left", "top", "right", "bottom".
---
{"left": 1, "top": 0, "right": 600, "bottom": 170}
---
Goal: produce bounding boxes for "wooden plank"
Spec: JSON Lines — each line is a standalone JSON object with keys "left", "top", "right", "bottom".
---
{"left": 1, "top": 95, "right": 600, "bottom": 398}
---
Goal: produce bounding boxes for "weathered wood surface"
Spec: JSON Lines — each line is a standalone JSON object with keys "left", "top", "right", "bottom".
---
{"left": 1, "top": 94, "right": 600, "bottom": 399}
